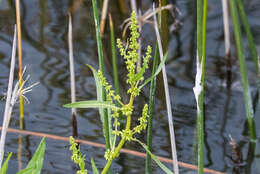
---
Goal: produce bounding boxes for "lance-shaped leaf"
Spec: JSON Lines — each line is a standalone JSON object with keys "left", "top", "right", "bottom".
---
{"left": 64, "top": 100, "right": 118, "bottom": 109}
{"left": 17, "top": 138, "right": 46, "bottom": 174}
{"left": 0, "top": 152, "right": 12, "bottom": 174}
{"left": 134, "top": 139, "right": 173, "bottom": 174}
{"left": 91, "top": 158, "right": 99, "bottom": 174}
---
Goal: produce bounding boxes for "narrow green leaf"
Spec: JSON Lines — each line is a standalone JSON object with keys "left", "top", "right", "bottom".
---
{"left": 0, "top": 152, "right": 12, "bottom": 174}
{"left": 64, "top": 100, "right": 118, "bottom": 109}
{"left": 139, "top": 51, "right": 168, "bottom": 90}
{"left": 135, "top": 139, "right": 174, "bottom": 174}
{"left": 91, "top": 158, "right": 99, "bottom": 174}
{"left": 17, "top": 138, "right": 46, "bottom": 174}
{"left": 229, "top": 0, "right": 256, "bottom": 140}
{"left": 146, "top": 44, "right": 159, "bottom": 174}
{"left": 86, "top": 65, "right": 113, "bottom": 157}
{"left": 87, "top": 64, "right": 104, "bottom": 119}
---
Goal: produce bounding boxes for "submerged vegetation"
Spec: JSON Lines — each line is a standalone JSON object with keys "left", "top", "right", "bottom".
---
{"left": 0, "top": 0, "right": 259, "bottom": 174}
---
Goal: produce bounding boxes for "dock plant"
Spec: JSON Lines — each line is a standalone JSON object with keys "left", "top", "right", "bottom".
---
{"left": 65, "top": 11, "right": 172, "bottom": 174}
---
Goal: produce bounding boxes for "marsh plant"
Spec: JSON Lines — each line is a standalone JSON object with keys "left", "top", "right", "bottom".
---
{"left": 65, "top": 11, "right": 171, "bottom": 174}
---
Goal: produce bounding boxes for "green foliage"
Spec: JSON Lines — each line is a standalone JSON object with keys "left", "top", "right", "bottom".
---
{"left": 17, "top": 138, "right": 46, "bottom": 174}
{"left": 69, "top": 136, "right": 88, "bottom": 174}
{"left": 66, "top": 11, "right": 170, "bottom": 174}
{"left": 0, "top": 152, "right": 12, "bottom": 174}
{"left": 91, "top": 158, "right": 99, "bottom": 174}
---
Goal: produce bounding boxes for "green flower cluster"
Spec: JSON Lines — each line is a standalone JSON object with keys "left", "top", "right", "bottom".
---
{"left": 98, "top": 12, "right": 152, "bottom": 163}
{"left": 70, "top": 136, "right": 88, "bottom": 174}
{"left": 117, "top": 11, "right": 152, "bottom": 97}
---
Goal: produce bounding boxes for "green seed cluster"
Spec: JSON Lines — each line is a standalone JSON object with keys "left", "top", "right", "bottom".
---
{"left": 117, "top": 11, "right": 152, "bottom": 97}
{"left": 69, "top": 136, "right": 88, "bottom": 174}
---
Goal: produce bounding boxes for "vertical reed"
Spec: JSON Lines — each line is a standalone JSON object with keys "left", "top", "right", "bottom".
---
{"left": 221, "top": 0, "right": 232, "bottom": 86}
{"left": 109, "top": 14, "right": 120, "bottom": 97}
{"left": 68, "top": 13, "right": 78, "bottom": 137}
{"left": 0, "top": 26, "right": 16, "bottom": 168}
{"left": 91, "top": 0, "right": 111, "bottom": 151}
{"left": 15, "top": 0, "right": 24, "bottom": 130}
{"left": 228, "top": 0, "right": 256, "bottom": 140}
{"left": 236, "top": 0, "right": 259, "bottom": 73}
{"left": 153, "top": 4, "right": 179, "bottom": 174}
{"left": 195, "top": 0, "right": 207, "bottom": 173}
{"left": 145, "top": 44, "right": 159, "bottom": 174}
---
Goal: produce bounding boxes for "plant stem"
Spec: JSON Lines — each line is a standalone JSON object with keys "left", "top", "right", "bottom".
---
{"left": 196, "top": 0, "right": 208, "bottom": 173}
{"left": 237, "top": 0, "right": 259, "bottom": 73}
{"left": 145, "top": 44, "right": 159, "bottom": 174}
{"left": 109, "top": 14, "right": 120, "bottom": 98}
{"left": 229, "top": 0, "right": 256, "bottom": 140}
{"left": 91, "top": 0, "right": 111, "bottom": 150}
{"left": 101, "top": 138, "right": 126, "bottom": 174}
{"left": 15, "top": 0, "right": 24, "bottom": 130}
{"left": 153, "top": 4, "right": 179, "bottom": 174}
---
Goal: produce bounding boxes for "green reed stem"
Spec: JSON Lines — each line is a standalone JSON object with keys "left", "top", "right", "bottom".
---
{"left": 109, "top": 14, "right": 120, "bottom": 98}
{"left": 236, "top": 0, "right": 259, "bottom": 73}
{"left": 145, "top": 44, "right": 159, "bottom": 174}
{"left": 196, "top": 0, "right": 207, "bottom": 173}
{"left": 91, "top": 0, "right": 111, "bottom": 150}
{"left": 229, "top": 0, "right": 256, "bottom": 140}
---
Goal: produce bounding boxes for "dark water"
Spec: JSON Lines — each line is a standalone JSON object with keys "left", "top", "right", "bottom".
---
{"left": 0, "top": 0, "right": 260, "bottom": 173}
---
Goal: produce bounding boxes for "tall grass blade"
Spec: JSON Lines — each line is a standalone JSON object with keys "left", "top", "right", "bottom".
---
{"left": 135, "top": 139, "right": 173, "bottom": 174}
{"left": 17, "top": 138, "right": 46, "bottom": 174}
{"left": 15, "top": 0, "right": 24, "bottom": 130}
{"left": 0, "top": 152, "right": 12, "bottom": 174}
{"left": 0, "top": 26, "right": 16, "bottom": 169}
{"left": 236, "top": 0, "right": 259, "bottom": 73}
{"left": 91, "top": 0, "right": 111, "bottom": 151}
{"left": 228, "top": 0, "right": 256, "bottom": 140}
{"left": 145, "top": 44, "right": 159, "bottom": 174}
{"left": 153, "top": 4, "right": 179, "bottom": 174}
{"left": 86, "top": 65, "right": 113, "bottom": 146}
{"left": 109, "top": 14, "right": 120, "bottom": 98}
{"left": 91, "top": 158, "right": 99, "bottom": 174}
{"left": 196, "top": 0, "right": 208, "bottom": 173}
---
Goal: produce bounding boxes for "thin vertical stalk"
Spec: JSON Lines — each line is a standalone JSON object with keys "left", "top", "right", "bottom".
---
{"left": 196, "top": 0, "right": 207, "bottom": 173}
{"left": 236, "top": 0, "right": 259, "bottom": 73}
{"left": 68, "top": 13, "right": 78, "bottom": 137}
{"left": 91, "top": 0, "right": 111, "bottom": 150}
{"left": 145, "top": 44, "right": 159, "bottom": 174}
{"left": 221, "top": 0, "right": 231, "bottom": 57}
{"left": 229, "top": 0, "right": 256, "bottom": 140}
{"left": 153, "top": 4, "right": 179, "bottom": 174}
{"left": 100, "top": 0, "right": 109, "bottom": 36}
{"left": 15, "top": 0, "right": 24, "bottom": 130}
{"left": 109, "top": 14, "right": 119, "bottom": 96}
{"left": 130, "top": 0, "right": 137, "bottom": 14}
{"left": 0, "top": 26, "right": 16, "bottom": 168}
{"left": 221, "top": 0, "right": 232, "bottom": 86}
